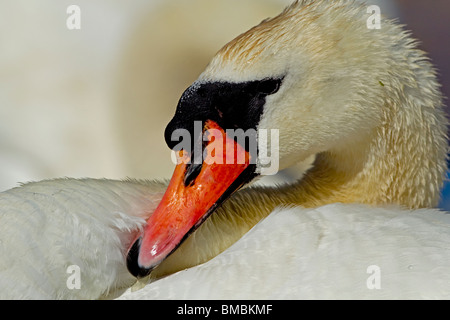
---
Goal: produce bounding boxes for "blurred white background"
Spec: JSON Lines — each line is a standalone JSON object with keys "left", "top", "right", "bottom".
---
{"left": 0, "top": 0, "right": 408, "bottom": 192}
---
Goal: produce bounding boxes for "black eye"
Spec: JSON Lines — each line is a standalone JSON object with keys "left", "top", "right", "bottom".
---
{"left": 257, "top": 78, "right": 282, "bottom": 95}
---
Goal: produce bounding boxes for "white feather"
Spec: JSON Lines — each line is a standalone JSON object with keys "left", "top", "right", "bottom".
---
{"left": 118, "top": 204, "right": 450, "bottom": 299}
{"left": 0, "top": 179, "right": 164, "bottom": 299}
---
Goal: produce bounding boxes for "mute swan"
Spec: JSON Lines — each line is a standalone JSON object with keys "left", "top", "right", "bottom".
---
{"left": 1, "top": 0, "right": 450, "bottom": 299}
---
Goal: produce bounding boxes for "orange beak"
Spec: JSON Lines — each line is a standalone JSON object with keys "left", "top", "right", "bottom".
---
{"left": 127, "top": 120, "right": 255, "bottom": 277}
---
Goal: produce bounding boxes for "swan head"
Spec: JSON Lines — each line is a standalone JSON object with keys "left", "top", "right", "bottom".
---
{"left": 127, "top": 0, "right": 447, "bottom": 277}
{"left": 161, "top": 0, "right": 394, "bottom": 174}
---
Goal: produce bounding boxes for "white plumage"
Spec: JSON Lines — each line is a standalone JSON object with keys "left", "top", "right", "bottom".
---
{"left": 119, "top": 204, "right": 450, "bottom": 299}
{"left": 0, "top": 179, "right": 164, "bottom": 299}
{"left": 2, "top": 179, "right": 450, "bottom": 299}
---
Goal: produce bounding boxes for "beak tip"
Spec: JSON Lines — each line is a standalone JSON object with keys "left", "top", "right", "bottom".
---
{"left": 126, "top": 237, "right": 154, "bottom": 279}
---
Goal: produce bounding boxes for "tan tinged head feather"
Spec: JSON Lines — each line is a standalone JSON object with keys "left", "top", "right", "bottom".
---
{"left": 200, "top": 0, "right": 370, "bottom": 81}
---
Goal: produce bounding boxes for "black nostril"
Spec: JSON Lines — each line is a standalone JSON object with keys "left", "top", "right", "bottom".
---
{"left": 184, "top": 162, "right": 203, "bottom": 187}
{"left": 183, "top": 128, "right": 208, "bottom": 186}
{"left": 126, "top": 237, "right": 154, "bottom": 278}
